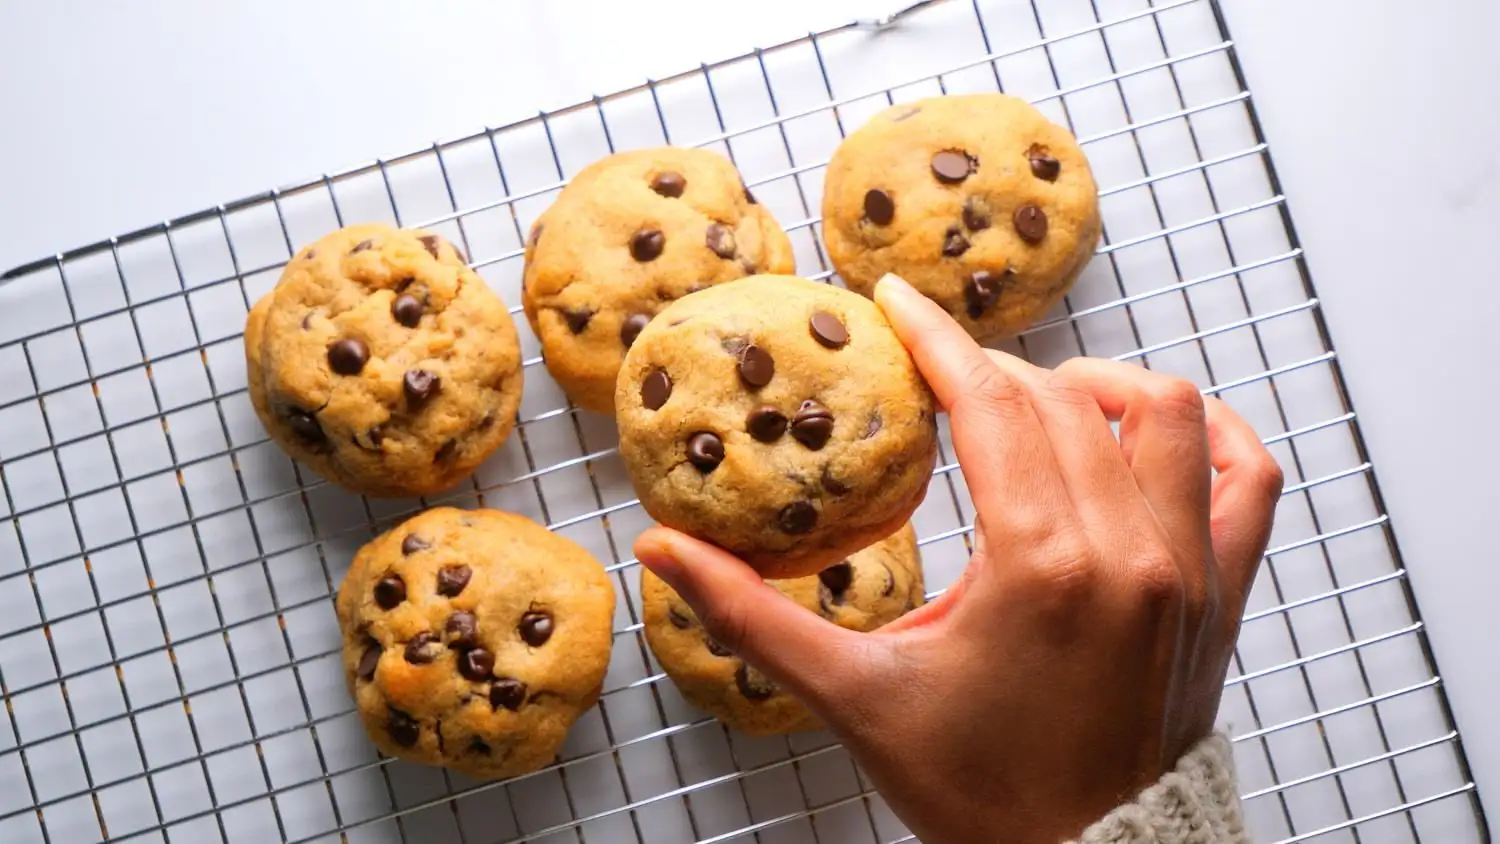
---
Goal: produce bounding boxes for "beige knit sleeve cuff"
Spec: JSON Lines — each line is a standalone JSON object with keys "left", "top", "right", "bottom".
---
{"left": 1070, "top": 733, "right": 1249, "bottom": 844}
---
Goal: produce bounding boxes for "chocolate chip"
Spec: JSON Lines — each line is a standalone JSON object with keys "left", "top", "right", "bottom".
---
{"left": 777, "top": 501, "right": 818, "bottom": 534}
{"left": 404, "top": 632, "right": 441, "bottom": 664}
{"left": 620, "top": 313, "right": 651, "bottom": 348}
{"left": 391, "top": 294, "right": 424, "bottom": 328}
{"left": 642, "top": 369, "right": 673, "bottom": 410}
{"left": 404, "top": 369, "right": 441, "bottom": 406}
{"left": 863, "top": 189, "right": 895, "bottom": 225}
{"left": 706, "top": 638, "right": 732, "bottom": 657}
{"left": 1013, "top": 204, "right": 1048, "bottom": 244}
{"left": 352, "top": 239, "right": 375, "bottom": 254}
{"left": 490, "top": 678, "right": 528, "bottom": 711}
{"left": 458, "top": 648, "right": 494, "bottom": 682}
{"left": 436, "top": 565, "right": 472, "bottom": 597}
{"left": 561, "top": 307, "right": 593, "bottom": 334}
{"left": 809, "top": 311, "right": 848, "bottom": 349}
{"left": 704, "top": 223, "right": 737, "bottom": 259}
{"left": 790, "top": 400, "right": 834, "bottom": 450}
{"left": 862, "top": 412, "right": 883, "bottom": 439}
{"left": 374, "top": 574, "right": 406, "bottom": 609}
{"left": 631, "top": 228, "right": 665, "bottom": 262}
{"left": 445, "top": 611, "right": 479, "bottom": 649}
{"left": 738, "top": 256, "right": 759, "bottom": 276}
{"left": 301, "top": 313, "right": 314, "bottom": 330}
{"left": 435, "top": 439, "right": 459, "bottom": 462}
{"left": 737, "top": 344, "right": 774, "bottom": 388}
{"left": 328, "top": 338, "right": 369, "bottom": 375}
{"left": 819, "top": 561, "right": 854, "bottom": 598}
{"left": 286, "top": 409, "right": 324, "bottom": 443}
{"left": 304, "top": 249, "right": 317, "bottom": 260}
{"left": 965, "top": 269, "right": 1011, "bottom": 318}
{"left": 963, "top": 198, "right": 992, "bottom": 232}
{"left": 746, "top": 406, "right": 788, "bottom": 442}
{"left": 892, "top": 105, "right": 922, "bottom": 122}
{"left": 1027, "top": 144, "right": 1061, "bottom": 181}
{"left": 942, "top": 226, "right": 970, "bottom": 258}
{"left": 388, "top": 709, "right": 420, "bottom": 746}
{"left": 931, "top": 150, "right": 975, "bottom": 184}
{"left": 355, "top": 425, "right": 383, "bottom": 452}
{"left": 419, "top": 234, "right": 443, "bottom": 259}
{"left": 735, "top": 663, "right": 776, "bottom": 701}
{"left": 668, "top": 605, "right": 693, "bottom": 629}
{"left": 686, "top": 432, "right": 725, "bottom": 473}
{"left": 401, "top": 534, "right": 430, "bottom": 556}
{"left": 357, "top": 638, "right": 381, "bottom": 680}
{"left": 880, "top": 562, "right": 897, "bottom": 597}
{"left": 478, "top": 411, "right": 496, "bottom": 430}
{"left": 468, "top": 736, "right": 491, "bottom": 755}
{"left": 519, "top": 611, "right": 553, "bottom": 647}
{"left": 820, "top": 466, "right": 850, "bottom": 496}
{"left": 652, "top": 171, "right": 686, "bottom": 197}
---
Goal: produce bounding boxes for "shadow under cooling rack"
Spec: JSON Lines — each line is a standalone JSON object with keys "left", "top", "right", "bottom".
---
{"left": 0, "top": 0, "right": 1486, "bottom": 842}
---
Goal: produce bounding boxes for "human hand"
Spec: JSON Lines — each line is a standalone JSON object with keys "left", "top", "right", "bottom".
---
{"left": 634, "top": 275, "right": 1284, "bottom": 843}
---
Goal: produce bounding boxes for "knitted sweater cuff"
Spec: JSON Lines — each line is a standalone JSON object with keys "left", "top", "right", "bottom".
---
{"left": 1071, "top": 733, "right": 1249, "bottom": 844}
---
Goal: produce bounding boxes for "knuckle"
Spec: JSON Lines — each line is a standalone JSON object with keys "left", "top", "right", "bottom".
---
{"left": 1146, "top": 377, "right": 1207, "bottom": 426}
{"left": 954, "top": 356, "right": 1027, "bottom": 416}
{"left": 1250, "top": 452, "right": 1287, "bottom": 499}
{"left": 1040, "top": 369, "right": 1100, "bottom": 412}
{"left": 1131, "top": 552, "right": 1185, "bottom": 613}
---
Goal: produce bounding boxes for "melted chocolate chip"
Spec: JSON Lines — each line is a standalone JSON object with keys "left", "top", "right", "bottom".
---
{"left": 561, "top": 307, "right": 593, "bottom": 334}
{"left": 458, "top": 648, "right": 495, "bottom": 682}
{"left": 468, "top": 736, "right": 492, "bottom": 755}
{"left": 687, "top": 432, "right": 725, "bottom": 473}
{"left": 746, "top": 406, "right": 788, "bottom": 442}
{"left": 436, "top": 565, "right": 472, "bottom": 597}
{"left": 863, "top": 189, "right": 895, "bottom": 225}
{"left": 631, "top": 228, "right": 665, "bottom": 262}
{"left": 304, "top": 249, "right": 317, "bottom": 261}
{"left": 809, "top": 311, "right": 848, "bottom": 349}
{"left": 931, "top": 150, "right": 975, "bottom": 184}
{"left": 328, "top": 338, "right": 369, "bottom": 375}
{"left": 490, "top": 677, "right": 528, "bottom": 711}
{"left": 652, "top": 171, "right": 686, "bottom": 198}
{"left": 705, "top": 223, "right": 737, "bottom": 259}
{"left": 737, "top": 344, "right": 774, "bottom": 388}
{"left": 880, "top": 562, "right": 897, "bottom": 597}
{"left": 620, "top": 313, "right": 651, "bottom": 348}
{"left": 357, "top": 638, "right": 381, "bottom": 680}
{"left": 790, "top": 400, "right": 835, "bottom": 450}
{"left": 404, "top": 369, "right": 441, "bottom": 406}
{"left": 862, "top": 412, "right": 883, "bottom": 439}
{"left": 668, "top": 605, "right": 693, "bottom": 629}
{"left": 942, "top": 226, "right": 970, "bottom": 258}
{"left": 401, "top": 534, "right": 430, "bottom": 555}
{"left": 286, "top": 409, "right": 324, "bottom": 443}
{"left": 352, "top": 239, "right": 375, "bottom": 254}
{"left": 435, "top": 439, "right": 459, "bottom": 462}
{"left": 819, "top": 561, "right": 854, "bottom": 598}
{"left": 445, "top": 611, "right": 479, "bottom": 649}
{"left": 1027, "top": 144, "right": 1061, "bottom": 181}
{"left": 963, "top": 198, "right": 992, "bottom": 232}
{"left": 1013, "top": 204, "right": 1048, "bottom": 244}
{"left": 820, "top": 466, "right": 850, "bottom": 496}
{"left": 301, "top": 313, "right": 314, "bottom": 330}
{"left": 965, "top": 269, "right": 1012, "bottom": 319}
{"left": 735, "top": 663, "right": 776, "bottom": 701}
{"left": 419, "top": 234, "right": 444, "bottom": 260}
{"left": 388, "top": 709, "right": 420, "bottom": 746}
{"left": 391, "top": 294, "right": 423, "bottom": 328}
{"left": 374, "top": 574, "right": 406, "bottom": 609}
{"left": 519, "top": 611, "right": 553, "bottom": 647}
{"left": 777, "top": 501, "right": 818, "bottom": 535}
{"left": 404, "top": 632, "right": 441, "bottom": 664}
{"left": 642, "top": 369, "right": 673, "bottom": 410}
{"left": 706, "top": 638, "right": 732, "bottom": 657}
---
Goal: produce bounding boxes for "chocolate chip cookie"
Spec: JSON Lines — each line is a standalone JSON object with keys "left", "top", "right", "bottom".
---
{"left": 616, "top": 274, "right": 937, "bottom": 579}
{"left": 245, "top": 223, "right": 523, "bottom": 497}
{"left": 822, "top": 94, "right": 1101, "bottom": 342}
{"left": 335, "top": 507, "right": 615, "bottom": 779}
{"left": 522, "top": 147, "right": 796, "bottom": 413}
{"left": 643, "top": 523, "right": 924, "bottom": 736}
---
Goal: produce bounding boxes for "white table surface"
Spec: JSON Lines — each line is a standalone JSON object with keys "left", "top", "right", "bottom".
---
{"left": 2, "top": 0, "right": 1495, "bottom": 828}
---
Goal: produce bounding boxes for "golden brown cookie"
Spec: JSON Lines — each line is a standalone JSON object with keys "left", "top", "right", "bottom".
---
{"left": 642, "top": 523, "right": 924, "bottom": 736}
{"left": 615, "top": 275, "right": 937, "bottom": 579}
{"left": 822, "top": 94, "right": 1101, "bottom": 342}
{"left": 245, "top": 223, "right": 523, "bottom": 497}
{"left": 335, "top": 507, "right": 615, "bottom": 779}
{"left": 522, "top": 147, "right": 796, "bottom": 413}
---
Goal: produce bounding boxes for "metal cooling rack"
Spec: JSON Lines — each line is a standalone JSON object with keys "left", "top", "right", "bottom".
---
{"left": 0, "top": 0, "right": 1488, "bottom": 842}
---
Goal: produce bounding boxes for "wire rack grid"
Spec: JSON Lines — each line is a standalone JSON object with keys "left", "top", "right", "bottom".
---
{"left": 0, "top": 1, "right": 1488, "bottom": 842}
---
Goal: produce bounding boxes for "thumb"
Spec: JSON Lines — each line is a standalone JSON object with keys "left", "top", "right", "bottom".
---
{"left": 635, "top": 526, "right": 867, "bottom": 706}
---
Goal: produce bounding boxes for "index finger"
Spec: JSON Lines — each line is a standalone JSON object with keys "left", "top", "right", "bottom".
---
{"left": 872, "top": 274, "right": 1068, "bottom": 522}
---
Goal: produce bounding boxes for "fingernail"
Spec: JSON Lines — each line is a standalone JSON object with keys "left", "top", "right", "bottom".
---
{"left": 635, "top": 530, "right": 689, "bottom": 592}
{"left": 874, "top": 272, "right": 916, "bottom": 303}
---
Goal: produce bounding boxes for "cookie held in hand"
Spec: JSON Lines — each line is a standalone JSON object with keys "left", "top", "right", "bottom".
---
{"left": 335, "top": 507, "right": 615, "bottom": 779}
{"left": 615, "top": 274, "right": 937, "bottom": 578}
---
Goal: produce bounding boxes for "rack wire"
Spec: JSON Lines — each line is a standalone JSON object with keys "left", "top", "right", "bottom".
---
{"left": 0, "top": 0, "right": 1487, "bottom": 842}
